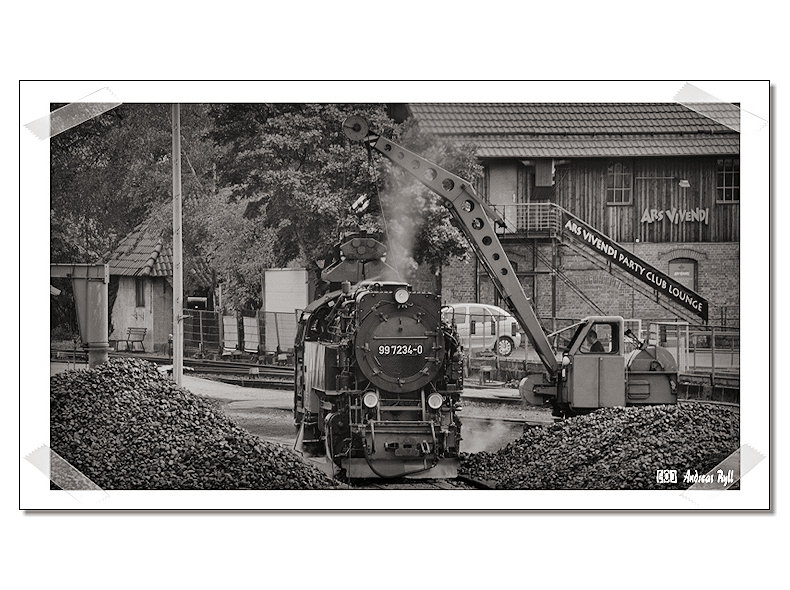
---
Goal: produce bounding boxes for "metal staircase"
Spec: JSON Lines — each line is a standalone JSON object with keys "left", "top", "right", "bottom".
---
{"left": 491, "top": 202, "right": 708, "bottom": 324}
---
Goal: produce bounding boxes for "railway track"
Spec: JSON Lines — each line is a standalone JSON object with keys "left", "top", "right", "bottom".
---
{"left": 51, "top": 349, "right": 741, "bottom": 401}
{"left": 677, "top": 398, "right": 740, "bottom": 409}
{"left": 339, "top": 475, "right": 494, "bottom": 490}
{"left": 51, "top": 348, "right": 294, "bottom": 385}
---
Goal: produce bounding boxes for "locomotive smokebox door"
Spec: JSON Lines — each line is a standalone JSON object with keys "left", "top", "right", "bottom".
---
{"left": 354, "top": 289, "right": 445, "bottom": 393}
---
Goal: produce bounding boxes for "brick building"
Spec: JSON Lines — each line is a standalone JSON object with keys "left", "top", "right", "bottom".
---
{"left": 397, "top": 103, "right": 740, "bottom": 331}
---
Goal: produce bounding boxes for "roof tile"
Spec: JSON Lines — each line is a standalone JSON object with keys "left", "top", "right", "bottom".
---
{"left": 409, "top": 103, "right": 739, "bottom": 138}
{"left": 103, "top": 222, "right": 212, "bottom": 287}
{"left": 407, "top": 103, "right": 739, "bottom": 157}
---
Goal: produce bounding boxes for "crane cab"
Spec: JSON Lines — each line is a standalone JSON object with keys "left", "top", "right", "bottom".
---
{"left": 560, "top": 316, "right": 626, "bottom": 411}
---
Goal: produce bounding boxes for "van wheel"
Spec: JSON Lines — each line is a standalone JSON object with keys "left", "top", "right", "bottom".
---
{"left": 496, "top": 337, "right": 514, "bottom": 356}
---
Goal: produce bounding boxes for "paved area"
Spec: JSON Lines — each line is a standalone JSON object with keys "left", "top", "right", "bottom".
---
{"left": 177, "top": 376, "right": 296, "bottom": 446}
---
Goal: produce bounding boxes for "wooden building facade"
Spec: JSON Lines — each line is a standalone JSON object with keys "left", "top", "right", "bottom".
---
{"left": 477, "top": 155, "right": 739, "bottom": 243}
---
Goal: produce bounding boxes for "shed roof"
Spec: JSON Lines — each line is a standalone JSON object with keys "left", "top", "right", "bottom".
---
{"left": 104, "top": 222, "right": 213, "bottom": 288}
{"left": 104, "top": 222, "right": 172, "bottom": 277}
{"left": 406, "top": 103, "right": 740, "bottom": 157}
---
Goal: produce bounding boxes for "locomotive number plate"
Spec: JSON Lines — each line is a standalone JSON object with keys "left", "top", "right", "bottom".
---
{"left": 377, "top": 344, "right": 424, "bottom": 356}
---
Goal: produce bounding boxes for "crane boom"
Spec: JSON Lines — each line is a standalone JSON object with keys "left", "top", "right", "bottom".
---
{"left": 345, "top": 117, "right": 559, "bottom": 374}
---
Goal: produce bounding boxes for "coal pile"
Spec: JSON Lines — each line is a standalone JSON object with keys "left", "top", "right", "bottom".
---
{"left": 460, "top": 404, "right": 739, "bottom": 489}
{"left": 51, "top": 358, "right": 336, "bottom": 490}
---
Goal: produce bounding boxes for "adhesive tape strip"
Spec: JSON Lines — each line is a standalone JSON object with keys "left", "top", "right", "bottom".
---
{"left": 25, "top": 87, "right": 122, "bottom": 140}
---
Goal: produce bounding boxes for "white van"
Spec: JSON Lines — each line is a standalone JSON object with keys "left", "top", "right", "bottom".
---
{"left": 442, "top": 303, "right": 522, "bottom": 356}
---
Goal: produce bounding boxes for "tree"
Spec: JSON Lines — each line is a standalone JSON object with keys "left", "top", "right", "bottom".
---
{"left": 207, "top": 104, "right": 394, "bottom": 303}
{"left": 50, "top": 103, "right": 220, "bottom": 261}
{"left": 50, "top": 102, "right": 482, "bottom": 318}
{"left": 50, "top": 103, "right": 221, "bottom": 332}
{"left": 208, "top": 104, "right": 479, "bottom": 298}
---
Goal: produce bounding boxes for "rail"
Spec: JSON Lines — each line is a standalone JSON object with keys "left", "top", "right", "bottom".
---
{"left": 648, "top": 322, "right": 740, "bottom": 381}
{"left": 490, "top": 203, "right": 563, "bottom": 237}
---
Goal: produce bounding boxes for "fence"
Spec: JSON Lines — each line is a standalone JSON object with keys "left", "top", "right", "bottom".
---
{"left": 180, "top": 309, "right": 301, "bottom": 358}
{"left": 491, "top": 203, "right": 563, "bottom": 237}
{"left": 222, "top": 310, "right": 301, "bottom": 357}
{"left": 647, "top": 321, "right": 740, "bottom": 378}
{"left": 183, "top": 309, "right": 221, "bottom": 355}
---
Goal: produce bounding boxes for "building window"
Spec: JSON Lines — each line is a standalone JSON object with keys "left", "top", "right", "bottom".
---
{"left": 135, "top": 277, "right": 146, "bottom": 308}
{"left": 668, "top": 258, "right": 697, "bottom": 291}
{"left": 606, "top": 161, "right": 632, "bottom": 205}
{"left": 716, "top": 158, "right": 739, "bottom": 202}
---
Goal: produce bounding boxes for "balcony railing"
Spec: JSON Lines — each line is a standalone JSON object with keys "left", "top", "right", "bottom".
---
{"left": 490, "top": 203, "right": 563, "bottom": 237}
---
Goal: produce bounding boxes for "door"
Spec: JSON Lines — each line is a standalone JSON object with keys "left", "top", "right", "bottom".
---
{"left": 568, "top": 322, "right": 625, "bottom": 409}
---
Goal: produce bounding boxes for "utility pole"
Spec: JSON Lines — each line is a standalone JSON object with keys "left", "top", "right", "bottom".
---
{"left": 172, "top": 104, "right": 184, "bottom": 385}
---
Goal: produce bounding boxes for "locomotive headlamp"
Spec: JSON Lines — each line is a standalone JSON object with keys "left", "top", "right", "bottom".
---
{"left": 362, "top": 391, "right": 379, "bottom": 409}
{"left": 427, "top": 393, "right": 444, "bottom": 410}
{"left": 394, "top": 288, "right": 410, "bottom": 304}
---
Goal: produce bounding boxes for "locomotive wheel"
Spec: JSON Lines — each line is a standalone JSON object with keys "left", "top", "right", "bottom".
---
{"left": 496, "top": 336, "right": 514, "bottom": 356}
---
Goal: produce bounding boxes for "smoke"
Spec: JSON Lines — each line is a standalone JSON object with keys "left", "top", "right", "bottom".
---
{"left": 461, "top": 418, "right": 523, "bottom": 454}
{"left": 379, "top": 182, "right": 419, "bottom": 283}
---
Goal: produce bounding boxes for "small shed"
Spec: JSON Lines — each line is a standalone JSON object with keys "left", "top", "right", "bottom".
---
{"left": 104, "top": 223, "right": 214, "bottom": 354}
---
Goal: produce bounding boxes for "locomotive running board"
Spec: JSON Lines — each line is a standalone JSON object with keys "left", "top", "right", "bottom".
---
{"left": 342, "top": 457, "right": 459, "bottom": 479}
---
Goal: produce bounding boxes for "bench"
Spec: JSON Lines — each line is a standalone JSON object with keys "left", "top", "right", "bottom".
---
{"left": 124, "top": 327, "right": 147, "bottom": 352}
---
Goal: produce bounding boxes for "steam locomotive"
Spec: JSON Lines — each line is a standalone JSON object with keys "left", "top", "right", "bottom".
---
{"left": 293, "top": 234, "right": 464, "bottom": 479}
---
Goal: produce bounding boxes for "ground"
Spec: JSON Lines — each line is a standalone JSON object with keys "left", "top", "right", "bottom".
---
{"left": 50, "top": 361, "right": 551, "bottom": 454}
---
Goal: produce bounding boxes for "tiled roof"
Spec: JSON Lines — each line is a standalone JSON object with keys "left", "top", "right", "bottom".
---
{"left": 407, "top": 103, "right": 740, "bottom": 157}
{"left": 104, "top": 222, "right": 213, "bottom": 288}
{"left": 105, "top": 223, "right": 171, "bottom": 277}
{"left": 457, "top": 134, "right": 740, "bottom": 158}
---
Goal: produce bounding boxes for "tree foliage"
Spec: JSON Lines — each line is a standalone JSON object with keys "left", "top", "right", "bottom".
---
{"left": 51, "top": 103, "right": 481, "bottom": 316}
{"left": 50, "top": 103, "right": 218, "bottom": 262}
{"left": 208, "top": 104, "right": 479, "bottom": 297}
{"left": 208, "top": 104, "right": 396, "bottom": 269}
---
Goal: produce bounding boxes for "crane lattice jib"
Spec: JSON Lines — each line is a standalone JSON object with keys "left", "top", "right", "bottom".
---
{"left": 361, "top": 131, "right": 559, "bottom": 375}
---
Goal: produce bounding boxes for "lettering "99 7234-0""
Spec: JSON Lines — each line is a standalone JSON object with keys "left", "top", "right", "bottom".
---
{"left": 378, "top": 344, "right": 424, "bottom": 356}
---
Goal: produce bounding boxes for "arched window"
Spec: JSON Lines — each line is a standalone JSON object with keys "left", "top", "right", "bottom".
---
{"left": 668, "top": 258, "right": 697, "bottom": 291}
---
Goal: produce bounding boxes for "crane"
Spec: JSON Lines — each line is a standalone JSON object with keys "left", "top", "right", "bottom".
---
{"left": 344, "top": 116, "right": 679, "bottom": 417}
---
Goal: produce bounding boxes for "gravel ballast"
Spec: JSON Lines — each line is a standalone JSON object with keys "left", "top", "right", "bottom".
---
{"left": 50, "top": 358, "right": 336, "bottom": 490}
{"left": 460, "top": 403, "right": 739, "bottom": 489}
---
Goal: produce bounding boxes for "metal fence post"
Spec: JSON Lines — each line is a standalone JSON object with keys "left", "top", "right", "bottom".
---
{"left": 274, "top": 311, "right": 281, "bottom": 352}
{"left": 691, "top": 331, "right": 697, "bottom": 373}
{"left": 198, "top": 310, "right": 204, "bottom": 354}
{"left": 731, "top": 331, "right": 736, "bottom": 368}
{"left": 218, "top": 310, "right": 224, "bottom": 353}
